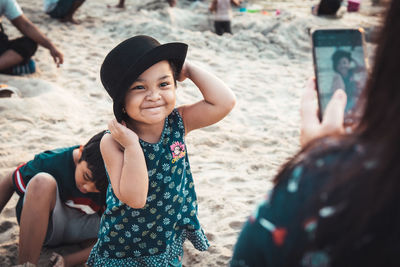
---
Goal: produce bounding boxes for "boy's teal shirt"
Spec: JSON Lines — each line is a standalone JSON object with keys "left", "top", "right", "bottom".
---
{"left": 12, "top": 145, "right": 104, "bottom": 223}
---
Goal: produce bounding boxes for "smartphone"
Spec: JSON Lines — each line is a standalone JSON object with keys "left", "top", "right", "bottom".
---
{"left": 311, "top": 28, "right": 368, "bottom": 124}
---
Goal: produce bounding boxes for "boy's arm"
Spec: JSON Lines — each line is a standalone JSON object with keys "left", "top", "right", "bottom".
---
{"left": 11, "top": 15, "right": 64, "bottom": 66}
{"left": 231, "top": 0, "right": 241, "bottom": 7}
{"left": 209, "top": 0, "right": 217, "bottom": 12}
{"left": 0, "top": 172, "right": 15, "bottom": 214}
{"left": 100, "top": 131, "right": 148, "bottom": 209}
{"left": 177, "top": 61, "right": 236, "bottom": 134}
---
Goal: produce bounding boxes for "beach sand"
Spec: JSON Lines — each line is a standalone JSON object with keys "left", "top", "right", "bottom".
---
{"left": 0, "top": 0, "right": 383, "bottom": 266}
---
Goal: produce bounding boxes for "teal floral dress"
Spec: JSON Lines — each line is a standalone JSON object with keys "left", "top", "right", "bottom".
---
{"left": 88, "top": 109, "right": 209, "bottom": 266}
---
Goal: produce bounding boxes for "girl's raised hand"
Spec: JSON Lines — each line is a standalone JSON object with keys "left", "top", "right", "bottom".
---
{"left": 177, "top": 61, "right": 190, "bottom": 82}
{"left": 108, "top": 119, "right": 139, "bottom": 148}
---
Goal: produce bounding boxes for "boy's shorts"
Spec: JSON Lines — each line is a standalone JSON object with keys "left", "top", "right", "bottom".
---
{"left": 0, "top": 31, "right": 38, "bottom": 63}
{"left": 47, "top": 0, "right": 81, "bottom": 18}
{"left": 42, "top": 184, "right": 100, "bottom": 246}
{"left": 214, "top": 21, "right": 232, "bottom": 36}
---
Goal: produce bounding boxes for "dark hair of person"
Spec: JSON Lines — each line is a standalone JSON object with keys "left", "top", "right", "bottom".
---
{"left": 168, "top": 60, "right": 179, "bottom": 85}
{"left": 79, "top": 130, "right": 108, "bottom": 193}
{"left": 331, "top": 50, "right": 352, "bottom": 72}
{"left": 274, "top": 0, "right": 400, "bottom": 265}
{"left": 317, "top": 0, "right": 342, "bottom": 15}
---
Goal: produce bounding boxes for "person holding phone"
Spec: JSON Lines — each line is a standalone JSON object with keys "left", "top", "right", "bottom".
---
{"left": 230, "top": 0, "right": 400, "bottom": 266}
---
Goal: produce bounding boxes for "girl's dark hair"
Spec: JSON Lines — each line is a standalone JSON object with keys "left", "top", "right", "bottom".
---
{"left": 168, "top": 60, "right": 179, "bottom": 85}
{"left": 79, "top": 130, "right": 108, "bottom": 193}
{"left": 276, "top": 0, "right": 400, "bottom": 265}
{"left": 331, "top": 50, "right": 352, "bottom": 72}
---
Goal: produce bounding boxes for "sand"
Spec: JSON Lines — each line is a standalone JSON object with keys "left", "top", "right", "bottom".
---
{"left": 0, "top": 0, "right": 383, "bottom": 266}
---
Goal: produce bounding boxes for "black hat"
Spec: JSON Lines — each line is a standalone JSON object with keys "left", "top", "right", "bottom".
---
{"left": 100, "top": 35, "right": 188, "bottom": 122}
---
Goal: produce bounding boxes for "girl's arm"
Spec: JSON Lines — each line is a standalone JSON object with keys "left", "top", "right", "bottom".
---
{"left": 100, "top": 121, "right": 148, "bottom": 208}
{"left": 330, "top": 73, "right": 345, "bottom": 93}
{"left": 351, "top": 58, "right": 365, "bottom": 73}
{"left": 177, "top": 61, "right": 236, "bottom": 134}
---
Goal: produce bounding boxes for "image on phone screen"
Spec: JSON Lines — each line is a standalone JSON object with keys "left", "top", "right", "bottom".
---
{"left": 312, "top": 29, "right": 368, "bottom": 121}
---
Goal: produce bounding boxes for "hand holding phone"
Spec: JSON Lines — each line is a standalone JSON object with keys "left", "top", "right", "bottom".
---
{"left": 311, "top": 28, "right": 368, "bottom": 125}
{"left": 300, "top": 79, "right": 347, "bottom": 147}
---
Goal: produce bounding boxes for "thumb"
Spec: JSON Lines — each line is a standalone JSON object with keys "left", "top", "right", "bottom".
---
{"left": 301, "top": 78, "right": 320, "bottom": 129}
{"left": 322, "top": 89, "right": 347, "bottom": 133}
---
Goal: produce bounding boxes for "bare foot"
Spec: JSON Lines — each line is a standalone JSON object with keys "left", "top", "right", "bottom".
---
{"left": 49, "top": 252, "right": 65, "bottom": 267}
{"left": 59, "top": 16, "right": 81, "bottom": 24}
{"left": 107, "top": 4, "right": 125, "bottom": 8}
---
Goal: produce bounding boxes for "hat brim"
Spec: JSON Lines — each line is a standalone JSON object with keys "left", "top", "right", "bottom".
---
{"left": 113, "top": 42, "right": 188, "bottom": 122}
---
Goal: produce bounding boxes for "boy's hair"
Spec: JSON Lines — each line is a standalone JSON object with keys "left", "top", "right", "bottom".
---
{"left": 79, "top": 130, "right": 108, "bottom": 193}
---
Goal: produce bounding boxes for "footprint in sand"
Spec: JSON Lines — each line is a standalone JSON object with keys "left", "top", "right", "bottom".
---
{"left": 2, "top": 207, "right": 15, "bottom": 218}
{"left": 229, "top": 221, "right": 244, "bottom": 230}
{"left": 0, "top": 220, "right": 16, "bottom": 234}
{"left": 205, "top": 232, "right": 215, "bottom": 241}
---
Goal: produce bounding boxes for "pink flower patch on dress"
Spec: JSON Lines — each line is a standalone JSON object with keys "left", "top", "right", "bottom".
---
{"left": 170, "top": 141, "right": 186, "bottom": 163}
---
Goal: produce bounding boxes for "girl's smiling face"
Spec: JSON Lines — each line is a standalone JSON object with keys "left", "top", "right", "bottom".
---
{"left": 124, "top": 60, "right": 176, "bottom": 127}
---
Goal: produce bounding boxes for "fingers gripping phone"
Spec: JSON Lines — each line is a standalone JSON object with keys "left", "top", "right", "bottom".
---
{"left": 311, "top": 28, "right": 368, "bottom": 124}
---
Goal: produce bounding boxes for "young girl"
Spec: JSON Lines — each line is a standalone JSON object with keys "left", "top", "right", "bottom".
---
{"left": 87, "top": 35, "right": 236, "bottom": 266}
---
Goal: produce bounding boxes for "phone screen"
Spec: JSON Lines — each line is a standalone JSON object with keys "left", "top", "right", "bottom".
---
{"left": 312, "top": 29, "right": 368, "bottom": 122}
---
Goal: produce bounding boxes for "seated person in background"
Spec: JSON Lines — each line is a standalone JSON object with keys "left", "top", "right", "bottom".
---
{"left": 231, "top": 0, "right": 400, "bottom": 266}
{"left": 44, "top": 0, "right": 86, "bottom": 24}
{"left": 312, "top": 0, "right": 343, "bottom": 16}
{"left": 0, "top": 0, "right": 63, "bottom": 75}
{"left": 209, "top": 0, "right": 241, "bottom": 36}
{"left": 0, "top": 131, "right": 108, "bottom": 266}
{"left": 108, "top": 0, "right": 177, "bottom": 9}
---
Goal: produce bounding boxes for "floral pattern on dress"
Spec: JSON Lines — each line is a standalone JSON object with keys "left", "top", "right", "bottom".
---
{"left": 88, "top": 109, "right": 209, "bottom": 267}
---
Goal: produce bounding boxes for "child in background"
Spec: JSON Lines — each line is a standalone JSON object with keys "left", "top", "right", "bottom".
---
{"left": 312, "top": 0, "right": 343, "bottom": 16}
{"left": 87, "top": 35, "right": 236, "bottom": 266}
{"left": 209, "top": 0, "right": 241, "bottom": 35}
{"left": 0, "top": 0, "right": 63, "bottom": 75}
{"left": 109, "top": 0, "right": 176, "bottom": 9}
{"left": 0, "top": 131, "right": 107, "bottom": 266}
{"left": 43, "top": 0, "right": 86, "bottom": 24}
